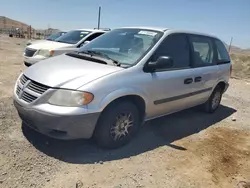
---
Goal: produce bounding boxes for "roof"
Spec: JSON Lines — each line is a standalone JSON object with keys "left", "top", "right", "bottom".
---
{"left": 119, "top": 26, "right": 168, "bottom": 32}
{"left": 73, "top": 28, "right": 107, "bottom": 33}
{"left": 117, "top": 27, "right": 219, "bottom": 39}
{"left": 166, "top": 29, "right": 219, "bottom": 39}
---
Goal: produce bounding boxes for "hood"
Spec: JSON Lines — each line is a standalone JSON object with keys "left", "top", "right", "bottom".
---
{"left": 27, "top": 39, "right": 47, "bottom": 46}
{"left": 27, "top": 40, "right": 73, "bottom": 50}
{"left": 23, "top": 54, "right": 123, "bottom": 89}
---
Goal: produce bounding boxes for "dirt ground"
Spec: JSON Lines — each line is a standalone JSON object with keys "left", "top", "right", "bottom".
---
{"left": 0, "top": 35, "right": 250, "bottom": 188}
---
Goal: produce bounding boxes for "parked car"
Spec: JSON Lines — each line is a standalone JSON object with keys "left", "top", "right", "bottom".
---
{"left": 23, "top": 29, "right": 107, "bottom": 66}
{"left": 26, "top": 31, "right": 67, "bottom": 46}
{"left": 14, "top": 27, "right": 231, "bottom": 149}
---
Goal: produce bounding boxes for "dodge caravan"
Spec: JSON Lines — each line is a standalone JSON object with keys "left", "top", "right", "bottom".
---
{"left": 14, "top": 27, "right": 231, "bottom": 148}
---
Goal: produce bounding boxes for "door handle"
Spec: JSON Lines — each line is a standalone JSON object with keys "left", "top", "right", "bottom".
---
{"left": 184, "top": 78, "right": 193, "bottom": 84}
{"left": 194, "top": 76, "right": 202, "bottom": 82}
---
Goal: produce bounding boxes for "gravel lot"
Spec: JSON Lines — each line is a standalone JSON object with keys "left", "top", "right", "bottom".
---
{"left": 0, "top": 35, "right": 250, "bottom": 188}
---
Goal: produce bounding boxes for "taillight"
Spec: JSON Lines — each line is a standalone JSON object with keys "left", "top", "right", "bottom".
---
{"left": 230, "top": 64, "right": 232, "bottom": 77}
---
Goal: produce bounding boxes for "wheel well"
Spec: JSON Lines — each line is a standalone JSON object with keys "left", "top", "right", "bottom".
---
{"left": 216, "top": 82, "right": 226, "bottom": 91}
{"left": 104, "top": 95, "right": 146, "bottom": 123}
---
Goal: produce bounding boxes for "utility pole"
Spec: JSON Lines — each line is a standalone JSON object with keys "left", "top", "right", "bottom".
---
{"left": 3, "top": 16, "right": 6, "bottom": 29}
{"left": 228, "top": 37, "right": 233, "bottom": 53}
{"left": 29, "top": 25, "right": 32, "bottom": 39}
{"left": 97, "top": 6, "right": 101, "bottom": 29}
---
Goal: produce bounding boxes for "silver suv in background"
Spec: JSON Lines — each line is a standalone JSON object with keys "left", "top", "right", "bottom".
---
{"left": 14, "top": 27, "right": 231, "bottom": 148}
{"left": 23, "top": 29, "right": 107, "bottom": 66}
{"left": 26, "top": 31, "right": 67, "bottom": 46}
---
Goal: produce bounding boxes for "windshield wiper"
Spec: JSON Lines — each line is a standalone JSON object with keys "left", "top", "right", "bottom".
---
{"left": 66, "top": 52, "right": 107, "bottom": 65}
{"left": 79, "top": 50, "right": 121, "bottom": 66}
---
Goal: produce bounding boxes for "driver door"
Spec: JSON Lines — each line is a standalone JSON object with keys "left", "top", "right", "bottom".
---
{"left": 144, "top": 34, "right": 195, "bottom": 118}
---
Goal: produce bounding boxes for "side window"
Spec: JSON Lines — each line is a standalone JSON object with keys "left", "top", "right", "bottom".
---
{"left": 189, "top": 36, "right": 214, "bottom": 66}
{"left": 214, "top": 39, "right": 230, "bottom": 63}
{"left": 152, "top": 34, "right": 190, "bottom": 69}
{"left": 85, "top": 32, "right": 104, "bottom": 42}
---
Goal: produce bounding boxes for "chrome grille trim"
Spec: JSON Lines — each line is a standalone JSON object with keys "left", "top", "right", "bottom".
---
{"left": 16, "top": 74, "right": 50, "bottom": 103}
{"left": 20, "top": 75, "right": 28, "bottom": 85}
{"left": 27, "top": 81, "right": 50, "bottom": 94}
{"left": 22, "top": 91, "right": 38, "bottom": 103}
{"left": 16, "top": 85, "right": 21, "bottom": 95}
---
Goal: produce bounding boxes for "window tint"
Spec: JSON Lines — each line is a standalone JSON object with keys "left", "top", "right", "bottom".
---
{"left": 215, "top": 39, "right": 230, "bottom": 62}
{"left": 46, "top": 32, "right": 66, "bottom": 41}
{"left": 85, "top": 33, "right": 104, "bottom": 41}
{"left": 189, "top": 36, "right": 214, "bottom": 66}
{"left": 55, "top": 30, "right": 90, "bottom": 44}
{"left": 152, "top": 34, "right": 190, "bottom": 69}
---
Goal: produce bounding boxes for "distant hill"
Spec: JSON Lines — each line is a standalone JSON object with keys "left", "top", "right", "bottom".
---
{"left": 224, "top": 43, "right": 250, "bottom": 55}
{"left": 0, "top": 16, "right": 31, "bottom": 31}
{"left": 0, "top": 16, "right": 60, "bottom": 38}
{"left": 230, "top": 46, "right": 250, "bottom": 55}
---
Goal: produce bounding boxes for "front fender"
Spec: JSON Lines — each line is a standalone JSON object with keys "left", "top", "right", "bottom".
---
{"left": 98, "top": 87, "right": 148, "bottom": 111}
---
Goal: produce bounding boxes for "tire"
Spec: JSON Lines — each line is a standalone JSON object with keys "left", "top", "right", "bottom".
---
{"left": 94, "top": 101, "right": 140, "bottom": 149}
{"left": 204, "top": 86, "right": 223, "bottom": 113}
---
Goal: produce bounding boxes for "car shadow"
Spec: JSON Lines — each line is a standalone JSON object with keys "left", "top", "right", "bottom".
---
{"left": 22, "top": 105, "right": 236, "bottom": 164}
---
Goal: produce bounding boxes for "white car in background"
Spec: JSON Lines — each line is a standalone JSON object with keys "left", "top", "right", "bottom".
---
{"left": 23, "top": 29, "right": 107, "bottom": 66}
{"left": 26, "top": 31, "right": 67, "bottom": 46}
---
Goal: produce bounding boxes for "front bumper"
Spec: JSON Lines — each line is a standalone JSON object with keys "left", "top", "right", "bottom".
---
{"left": 23, "top": 55, "right": 47, "bottom": 66}
{"left": 14, "top": 100, "right": 101, "bottom": 140}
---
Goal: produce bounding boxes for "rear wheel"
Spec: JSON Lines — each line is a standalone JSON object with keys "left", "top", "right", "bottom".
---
{"left": 94, "top": 101, "right": 140, "bottom": 149}
{"left": 204, "top": 86, "right": 223, "bottom": 113}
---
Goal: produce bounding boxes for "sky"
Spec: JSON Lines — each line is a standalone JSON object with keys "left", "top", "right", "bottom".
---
{"left": 1, "top": 0, "right": 250, "bottom": 48}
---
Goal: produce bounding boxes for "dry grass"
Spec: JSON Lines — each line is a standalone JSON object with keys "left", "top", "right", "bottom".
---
{"left": 230, "top": 53, "right": 250, "bottom": 80}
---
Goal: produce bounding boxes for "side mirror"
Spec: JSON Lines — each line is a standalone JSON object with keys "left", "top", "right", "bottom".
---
{"left": 144, "top": 56, "right": 174, "bottom": 72}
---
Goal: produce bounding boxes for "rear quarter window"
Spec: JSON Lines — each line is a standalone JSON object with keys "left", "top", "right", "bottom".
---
{"left": 189, "top": 35, "right": 215, "bottom": 67}
{"left": 214, "top": 39, "right": 230, "bottom": 63}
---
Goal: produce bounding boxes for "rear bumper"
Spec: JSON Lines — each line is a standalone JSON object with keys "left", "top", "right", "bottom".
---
{"left": 14, "top": 100, "right": 100, "bottom": 139}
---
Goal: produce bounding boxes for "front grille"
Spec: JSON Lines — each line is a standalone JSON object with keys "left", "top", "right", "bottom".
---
{"left": 27, "top": 81, "right": 50, "bottom": 94}
{"left": 22, "top": 91, "right": 38, "bottom": 103}
{"left": 16, "top": 85, "right": 21, "bottom": 95}
{"left": 16, "top": 74, "right": 50, "bottom": 103}
{"left": 24, "top": 48, "right": 37, "bottom": 57}
{"left": 20, "top": 74, "right": 28, "bottom": 85}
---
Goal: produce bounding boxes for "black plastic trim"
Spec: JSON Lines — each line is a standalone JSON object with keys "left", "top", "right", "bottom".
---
{"left": 154, "top": 87, "right": 212, "bottom": 105}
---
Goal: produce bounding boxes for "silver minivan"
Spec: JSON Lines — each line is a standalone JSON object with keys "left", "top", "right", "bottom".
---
{"left": 13, "top": 27, "right": 231, "bottom": 148}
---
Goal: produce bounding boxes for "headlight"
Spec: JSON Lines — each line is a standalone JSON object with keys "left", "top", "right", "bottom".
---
{"left": 37, "top": 49, "right": 54, "bottom": 57}
{"left": 48, "top": 89, "right": 94, "bottom": 107}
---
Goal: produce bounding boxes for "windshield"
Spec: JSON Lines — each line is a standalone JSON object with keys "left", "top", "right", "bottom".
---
{"left": 78, "top": 29, "right": 163, "bottom": 66}
{"left": 55, "top": 30, "right": 90, "bottom": 44}
{"left": 46, "top": 32, "right": 66, "bottom": 41}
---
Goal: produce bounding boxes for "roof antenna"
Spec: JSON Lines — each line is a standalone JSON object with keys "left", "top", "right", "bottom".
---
{"left": 97, "top": 6, "right": 101, "bottom": 29}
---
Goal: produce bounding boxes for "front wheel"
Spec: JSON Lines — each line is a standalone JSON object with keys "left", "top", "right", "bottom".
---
{"left": 94, "top": 101, "right": 140, "bottom": 149}
{"left": 204, "top": 86, "right": 223, "bottom": 113}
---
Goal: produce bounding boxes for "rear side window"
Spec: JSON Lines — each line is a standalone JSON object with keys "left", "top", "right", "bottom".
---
{"left": 151, "top": 34, "right": 190, "bottom": 69}
{"left": 214, "top": 39, "right": 230, "bottom": 63}
{"left": 85, "top": 32, "right": 104, "bottom": 41}
{"left": 189, "top": 36, "right": 214, "bottom": 67}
